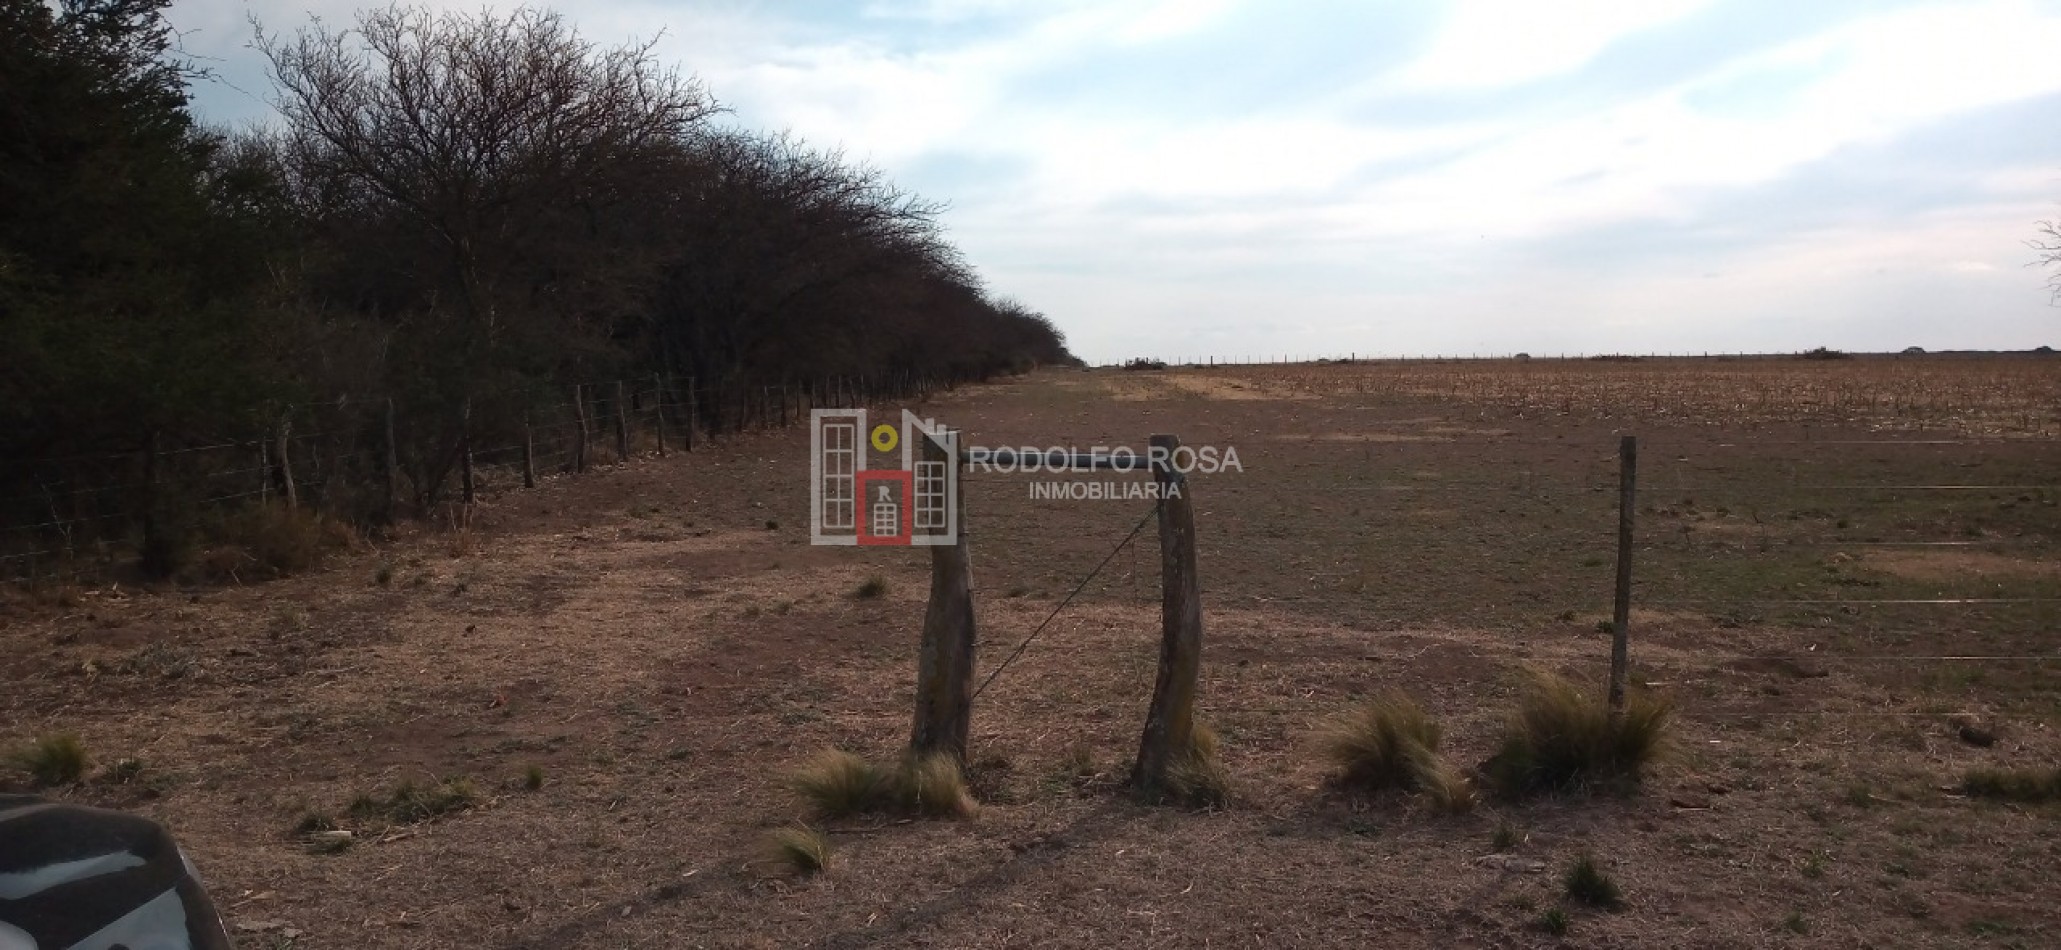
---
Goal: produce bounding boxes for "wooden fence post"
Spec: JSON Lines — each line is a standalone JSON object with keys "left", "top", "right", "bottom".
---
{"left": 910, "top": 429, "right": 976, "bottom": 766}
{"left": 459, "top": 397, "right": 475, "bottom": 505}
{"left": 274, "top": 416, "right": 297, "bottom": 510}
{"left": 653, "top": 373, "right": 668, "bottom": 458}
{"left": 1608, "top": 434, "right": 1637, "bottom": 718}
{"left": 138, "top": 429, "right": 170, "bottom": 578}
{"left": 685, "top": 377, "right": 697, "bottom": 451}
{"left": 572, "top": 384, "right": 589, "bottom": 473}
{"left": 614, "top": 380, "right": 630, "bottom": 462}
{"left": 1133, "top": 433, "right": 1204, "bottom": 799}
{"left": 521, "top": 412, "right": 537, "bottom": 489}
{"left": 383, "top": 398, "right": 400, "bottom": 520}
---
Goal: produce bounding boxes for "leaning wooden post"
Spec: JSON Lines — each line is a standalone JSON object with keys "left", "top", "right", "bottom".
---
{"left": 614, "top": 380, "right": 631, "bottom": 462}
{"left": 910, "top": 429, "right": 976, "bottom": 767}
{"left": 1132, "top": 433, "right": 1204, "bottom": 799}
{"left": 652, "top": 373, "right": 668, "bottom": 458}
{"left": 1608, "top": 434, "right": 1637, "bottom": 719}
{"left": 572, "top": 385, "right": 590, "bottom": 473}
{"left": 458, "top": 397, "right": 475, "bottom": 505}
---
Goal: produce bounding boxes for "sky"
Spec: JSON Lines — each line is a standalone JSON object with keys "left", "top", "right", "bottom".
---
{"left": 168, "top": 0, "right": 2061, "bottom": 363}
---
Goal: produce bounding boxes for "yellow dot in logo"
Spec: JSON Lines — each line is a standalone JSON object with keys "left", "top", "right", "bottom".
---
{"left": 870, "top": 424, "right": 899, "bottom": 453}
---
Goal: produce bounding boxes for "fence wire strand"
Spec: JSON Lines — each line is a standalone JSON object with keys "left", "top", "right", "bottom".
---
{"left": 972, "top": 501, "right": 1159, "bottom": 701}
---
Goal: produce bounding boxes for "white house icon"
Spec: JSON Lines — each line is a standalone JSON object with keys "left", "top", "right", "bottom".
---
{"left": 870, "top": 483, "right": 900, "bottom": 538}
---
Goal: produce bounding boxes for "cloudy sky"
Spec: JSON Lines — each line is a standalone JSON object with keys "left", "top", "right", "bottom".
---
{"left": 170, "top": 0, "right": 2061, "bottom": 362}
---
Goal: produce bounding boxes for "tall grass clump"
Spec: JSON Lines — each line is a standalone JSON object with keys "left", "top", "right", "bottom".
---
{"left": 1318, "top": 693, "right": 1475, "bottom": 812}
{"left": 1564, "top": 853, "right": 1625, "bottom": 909}
{"left": 1157, "top": 722, "right": 1230, "bottom": 808}
{"left": 787, "top": 749, "right": 977, "bottom": 820}
{"left": 10, "top": 733, "right": 88, "bottom": 787}
{"left": 760, "top": 825, "right": 832, "bottom": 876}
{"left": 1484, "top": 667, "right": 1671, "bottom": 797}
{"left": 899, "top": 752, "right": 980, "bottom": 818}
{"left": 788, "top": 750, "right": 893, "bottom": 818}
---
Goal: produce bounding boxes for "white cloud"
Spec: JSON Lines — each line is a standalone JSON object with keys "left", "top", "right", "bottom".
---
{"left": 1390, "top": 0, "right": 1718, "bottom": 90}
{"left": 168, "top": 0, "right": 2061, "bottom": 360}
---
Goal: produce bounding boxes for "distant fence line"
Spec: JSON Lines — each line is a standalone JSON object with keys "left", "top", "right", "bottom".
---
{"left": 1128, "top": 350, "right": 2055, "bottom": 365}
{"left": 1, "top": 372, "right": 943, "bottom": 584}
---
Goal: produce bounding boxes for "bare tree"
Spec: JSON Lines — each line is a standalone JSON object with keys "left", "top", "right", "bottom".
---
{"left": 259, "top": 5, "right": 719, "bottom": 501}
{"left": 2035, "top": 217, "right": 2061, "bottom": 304}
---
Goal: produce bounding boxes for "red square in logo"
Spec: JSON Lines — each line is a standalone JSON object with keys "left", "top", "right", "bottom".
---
{"left": 855, "top": 470, "right": 915, "bottom": 546}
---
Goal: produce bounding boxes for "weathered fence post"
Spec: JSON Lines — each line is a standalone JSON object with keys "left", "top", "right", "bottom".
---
{"left": 653, "top": 373, "right": 668, "bottom": 458}
{"left": 138, "top": 429, "right": 171, "bottom": 578}
{"left": 274, "top": 416, "right": 297, "bottom": 510}
{"left": 383, "top": 398, "right": 400, "bottom": 520}
{"left": 614, "top": 380, "right": 630, "bottom": 462}
{"left": 684, "top": 377, "right": 697, "bottom": 451}
{"left": 459, "top": 397, "right": 475, "bottom": 505}
{"left": 1132, "top": 433, "right": 1204, "bottom": 799}
{"left": 572, "top": 384, "right": 590, "bottom": 473}
{"left": 1608, "top": 434, "right": 1637, "bottom": 719}
{"left": 910, "top": 429, "right": 976, "bottom": 766}
{"left": 521, "top": 412, "right": 537, "bottom": 489}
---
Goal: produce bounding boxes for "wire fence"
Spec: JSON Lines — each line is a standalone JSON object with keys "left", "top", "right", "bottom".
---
{"left": 961, "top": 424, "right": 2061, "bottom": 728}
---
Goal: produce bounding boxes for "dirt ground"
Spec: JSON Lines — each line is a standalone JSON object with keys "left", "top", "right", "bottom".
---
{"left": 5, "top": 357, "right": 2060, "bottom": 949}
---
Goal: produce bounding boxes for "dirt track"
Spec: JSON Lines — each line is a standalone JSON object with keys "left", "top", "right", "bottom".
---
{"left": 5, "top": 360, "right": 2060, "bottom": 948}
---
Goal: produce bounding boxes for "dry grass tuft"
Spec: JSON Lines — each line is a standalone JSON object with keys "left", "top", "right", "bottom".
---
{"left": 1484, "top": 668, "right": 1672, "bottom": 797}
{"left": 182, "top": 505, "right": 355, "bottom": 583}
{"left": 1564, "top": 853, "right": 1625, "bottom": 909}
{"left": 10, "top": 733, "right": 88, "bottom": 787}
{"left": 1319, "top": 692, "right": 1441, "bottom": 788}
{"left": 1318, "top": 692, "right": 1475, "bottom": 811}
{"left": 789, "top": 749, "right": 894, "bottom": 818}
{"left": 1149, "top": 722, "right": 1230, "bottom": 808}
{"left": 761, "top": 825, "right": 832, "bottom": 876}
{"left": 1962, "top": 766, "right": 2061, "bottom": 803}
{"left": 787, "top": 749, "right": 978, "bottom": 820}
{"left": 853, "top": 575, "right": 889, "bottom": 599}
{"left": 1405, "top": 742, "right": 1478, "bottom": 813}
{"left": 348, "top": 776, "right": 481, "bottom": 825}
{"left": 444, "top": 504, "right": 480, "bottom": 558}
{"left": 899, "top": 752, "right": 980, "bottom": 819}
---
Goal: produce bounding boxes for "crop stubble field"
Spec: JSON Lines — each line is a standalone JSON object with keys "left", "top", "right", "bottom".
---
{"left": 3, "top": 355, "right": 2059, "bottom": 948}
